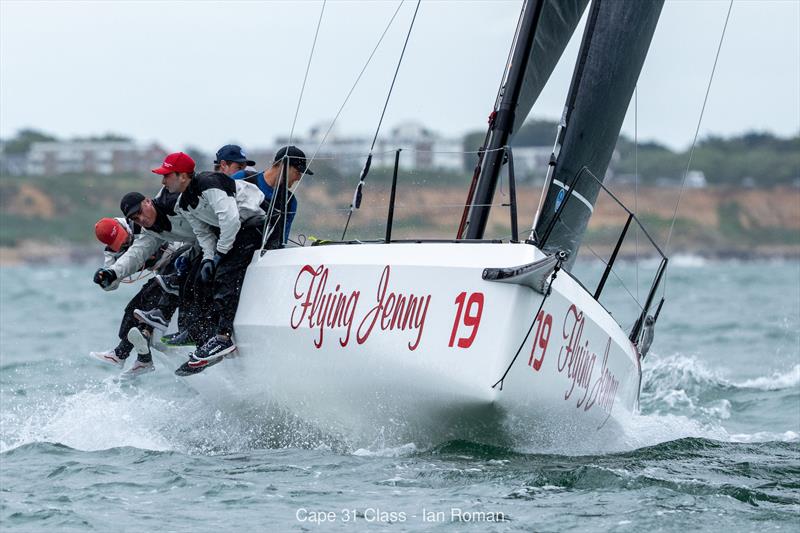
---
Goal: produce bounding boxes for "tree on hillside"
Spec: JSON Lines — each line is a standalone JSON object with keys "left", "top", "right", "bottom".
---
{"left": 511, "top": 119, "right": 559, "bottom": 147}
{"left": 71, "top": 133, "right": 133, "bottom": 142}
{"left": 613, "top": 136, "right": 684, "bottom": 183}
{"left": 2, "top": 128, "right": 57, "bottom": 154}
{"left": 184, "top": 146, "right": 210, "bottom": 169}
{"left": 612, "top": 131, "right": 800, "bottom": 185}
{"left": 462, "top": 119, "right": 559, "bottom": 170}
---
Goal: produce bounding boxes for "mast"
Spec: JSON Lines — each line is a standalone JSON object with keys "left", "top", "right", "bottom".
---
{"left": 532, "top": 0, "right": 664, "bottom": 269}
{"left": 462, "top": 0, "right": 589, "bottom": 240}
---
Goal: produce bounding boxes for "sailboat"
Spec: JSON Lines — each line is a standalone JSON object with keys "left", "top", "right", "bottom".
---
{"left": 169, "top": 0, "right": 668, "bottom": 449}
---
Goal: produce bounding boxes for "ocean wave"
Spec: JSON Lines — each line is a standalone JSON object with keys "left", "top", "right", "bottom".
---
{"left": 635, "top": 355, "right": 799, "bottom": 446}
{"left": 616, "top": 411, "right": 729, "bottom": 450}
{"left": 728, "top": 431, "right": 800, "bottom": 443}
{"left": 642, "top": 355, "right": 799, "bottom": 401}
{"left": 353, "top": 442, "right": 418, "bottom": 457}
{"left": 670, "top": 254, "right": 708, "bottom": 268}
{"left": 0, "top": 371, "right": 357, "bottom": 456}
{"left": 641, "top": 355, "right": 725, "bottom": 395}
{"left": 1, "top": 378, "right": 177, "bottom": 454}
{"left": 734, "top": 365, "right": 800, "bottom": 391}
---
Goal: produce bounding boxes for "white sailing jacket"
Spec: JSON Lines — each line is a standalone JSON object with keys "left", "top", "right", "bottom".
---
{"left": 108, "top": 189, "right": 197, "bottom": 288}
{"left": 175, "top": 172, "right": 265, "bottom": 261}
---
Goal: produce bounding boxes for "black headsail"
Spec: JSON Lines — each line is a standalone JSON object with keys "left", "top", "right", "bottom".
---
{"left": 532, "top": 0, "right": 664, "bottom": 269}
{"left": 462, "top": 0, "right": 589, "bottom": 240}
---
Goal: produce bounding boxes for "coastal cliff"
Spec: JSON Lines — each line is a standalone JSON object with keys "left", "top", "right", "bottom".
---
{"left": 1, "top": 173, "right": 797, "bottom": 265}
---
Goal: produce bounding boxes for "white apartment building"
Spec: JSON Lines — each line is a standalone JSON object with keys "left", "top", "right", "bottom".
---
{"left": 272, "top": 121, "right": 466, "bottom": 175}
{"left": 26, "top": 141, "right": 166, "bottom": 176}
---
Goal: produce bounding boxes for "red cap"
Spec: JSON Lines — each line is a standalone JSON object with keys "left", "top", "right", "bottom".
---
{"left": 151, "top": 152, "right": 195, "bottom": 175}
{"left": 95, "top": 218, "right": 129, "bottom": 252}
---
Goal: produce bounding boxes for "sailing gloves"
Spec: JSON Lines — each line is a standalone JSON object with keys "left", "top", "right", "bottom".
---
{"left": 93, "top": 268, "right": 117, "bottom": 289}
{"left": 198, "top": 252, "right": 225, "bottom": 284}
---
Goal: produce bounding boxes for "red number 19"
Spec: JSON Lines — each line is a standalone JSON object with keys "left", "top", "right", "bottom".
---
{"left": 449, "top": 292, "right": 484, "bottom": 348}
{"left": 528, "top": 310, "right": 552, "bottom": 371}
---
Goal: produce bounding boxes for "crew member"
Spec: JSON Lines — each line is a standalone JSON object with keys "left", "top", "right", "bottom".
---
{"left": 157, "top": 152, "right": 267, "bottom": 369}
{"left": 92, "top": 161, "right": 199, "bottom": 375}
{"left": 90, "top": 217, "right": 148, "bottom": 367}
{"left": 231, "top": 145, "right": 313, "bottom": 245}
{"left": 213, "top": 144, "right": 256, "bottom": 176}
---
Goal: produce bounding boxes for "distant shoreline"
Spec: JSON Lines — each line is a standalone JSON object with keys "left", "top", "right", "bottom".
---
{"left": 1, "top": 241, "right": 797, "bottom": 268}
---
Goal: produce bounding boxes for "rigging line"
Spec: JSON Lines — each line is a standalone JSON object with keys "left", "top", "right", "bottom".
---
{"left": 368, "top": 0, "right": 421, "bottom": 152}
{"left": 259, "top": 146, "right": 505, "bottom": 161}
{"left": 267, "top": 0, "right": 325, "bottom": 251}
{"left": 259, "top": 0, "right": 405, "bottom": 251}
{"left": 663, "top": 0, "right": 733, "bottom": 261}
{"left": 492, "top": 257, "right": 563, "bottom": 391}
{"left": 289, "top": 0, "right": 327, "bottom": 145}
{"left": 635, "top": 85, "right": 639, "bottom": 301}
{"left": 580, "top": 237, "right": 644, "bottom": 311}
{"left": 553, "top": 217, "right": 644, "bottom": 310}
{"left": 289, "top": 0, "right": 405, "bottom": 198}
{"left": 342, "top": 0, "right": 422, "bottom": 240}
{"left": 301, "top": 202, "right": 510, "bottom": 214}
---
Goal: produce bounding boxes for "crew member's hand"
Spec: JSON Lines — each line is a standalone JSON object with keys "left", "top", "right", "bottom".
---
{"left": 93, "top": 268, "right": 117, "bottom": 289}
{"left": 174, "top": 255, "right": 190, "bottom": 274}
{"left": 143, "top": 254, "right": 158, "bottom": 270}
{"left": 198, "top": 260, "right": 215, "bottom": 284}
{"left": 198, "top": 252, "right": 225, "bottom": 284}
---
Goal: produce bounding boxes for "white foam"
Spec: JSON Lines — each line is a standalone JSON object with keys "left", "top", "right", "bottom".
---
{"left": 729, "top": 430, "right": 800, "bottom": 443}
{"left": 670, "top": 254, "right": 708, "bottom": 268}
{"left": 616, "top": 411, "right": 729, "bottom": 450}
{"left": 735, "top": 364, "right": 800, "bottom": 391}
{"left": 353, "top": 442, "right": 418, "bottom": 457}
{"left": 1, "top": 378, "right": 174, "bottom": 453}
{"left": 643, "top": 354, "right": 721, "bottom": 391}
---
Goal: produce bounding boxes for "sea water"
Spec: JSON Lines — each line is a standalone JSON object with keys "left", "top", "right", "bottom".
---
{"left": 1, "top": 260, "right": 798, "bottom": 532}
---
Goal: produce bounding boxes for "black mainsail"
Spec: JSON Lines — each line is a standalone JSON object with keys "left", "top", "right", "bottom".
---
{"left": 532, "top": 0, "right": 664, "bottom": 268}
{"left": 462, "top": 0, "right": 589, "bottom": 240}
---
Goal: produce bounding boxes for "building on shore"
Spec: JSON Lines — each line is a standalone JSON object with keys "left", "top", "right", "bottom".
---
{"left": 4, "top": 123, "right": 555, "bottom": 180}
{"left": 269, "top": 121, "right": 465, "bottom": 175}
{"left": 25, "top": 141, "right": 166, "bottom": 176}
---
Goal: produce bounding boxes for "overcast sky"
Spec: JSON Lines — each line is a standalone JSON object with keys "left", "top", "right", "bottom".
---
{"left": 1, "top": 0, "right": 798, "bottom": 154}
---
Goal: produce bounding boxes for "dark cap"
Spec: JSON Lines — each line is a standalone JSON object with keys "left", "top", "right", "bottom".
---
{"left": 274, "top": 145, "right": 314, "bottom": 175}
{"left": 215, "top": 144, "right": 256, "bottom": 166}
{"left": 120, "top": 192, "right": 146, "bottom": 218}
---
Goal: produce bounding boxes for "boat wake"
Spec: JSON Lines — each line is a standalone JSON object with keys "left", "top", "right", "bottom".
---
{"left": 623, "top": 354, "right": 800, "bottom": 448}
{"left": 2, "top": 353, "right": 796, "bottom": 457}
{"left": 735, "top": 365, "right": 800, "bottom": 390}
{"left": 0, "top": 372, "right": 349, "bottom": 456}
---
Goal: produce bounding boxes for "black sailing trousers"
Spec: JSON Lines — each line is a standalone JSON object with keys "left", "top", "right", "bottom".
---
{"left": 117, "top": 278, "right": 178, "bottom": 345}
{"left": 211, "top": 223, "right": 263, "bottom": 338}
{"left": 181, "top": 254, "right": 215, "bottom": 345}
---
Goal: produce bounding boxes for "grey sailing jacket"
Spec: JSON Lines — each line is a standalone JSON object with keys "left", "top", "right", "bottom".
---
{"left": 175, "top": 172, "right": 265, "bottom": 261}
{"left": 107, "top": 189, "right": 197, "bottom": 287}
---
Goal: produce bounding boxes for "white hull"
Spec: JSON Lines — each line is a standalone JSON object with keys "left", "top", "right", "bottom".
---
{"left": 181, "top": 242, "right": 641, "bottom": 449}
